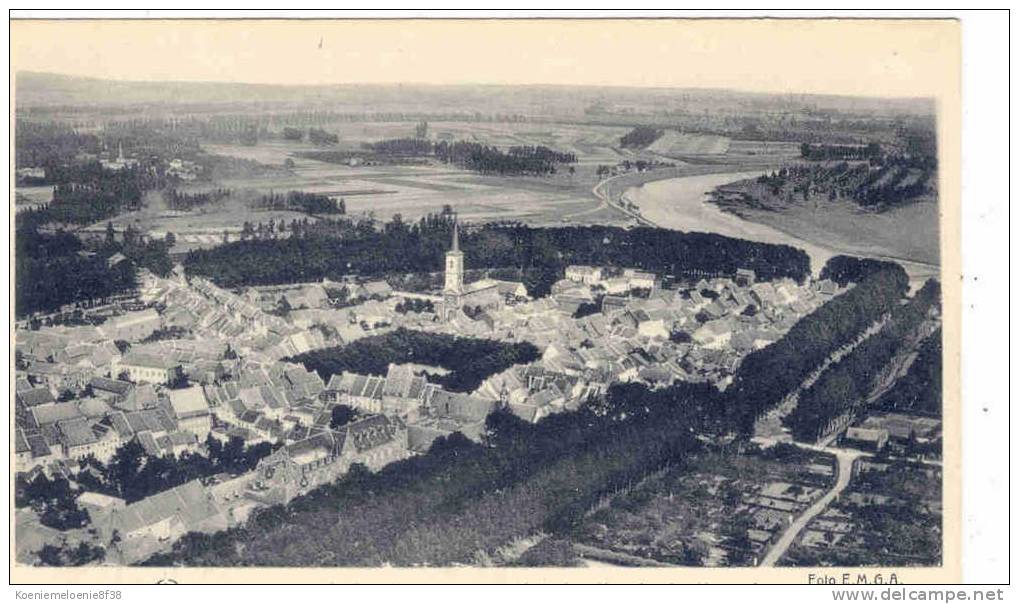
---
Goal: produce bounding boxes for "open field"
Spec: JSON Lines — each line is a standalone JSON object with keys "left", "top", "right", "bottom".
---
{"left": 204, "top": 139, "right": 628, "bottom": 227}
{"left": 71, "top": 122, "right": 819, "bottom": 256}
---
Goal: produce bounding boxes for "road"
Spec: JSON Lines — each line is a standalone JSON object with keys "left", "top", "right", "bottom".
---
{"left": 758, "top": 448, "right": 862, "bottom": 567}
{"left": 589, "top": 174, "right": 657, "bottom": 226}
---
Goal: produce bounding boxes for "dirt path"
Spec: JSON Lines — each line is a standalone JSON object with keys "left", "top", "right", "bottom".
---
{"left": 759, "top": 449, "right": 861, "bottom": 567}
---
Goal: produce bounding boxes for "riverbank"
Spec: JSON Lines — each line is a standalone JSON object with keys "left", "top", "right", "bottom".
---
{"left": 709, "top": 187, "right": 940, "bottom": 281}
{"left": 617, "top": 170, "right": 940, "bottom": 284}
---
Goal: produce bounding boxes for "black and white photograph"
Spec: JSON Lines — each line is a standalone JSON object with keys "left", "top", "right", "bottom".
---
{"left": 6, "top": 13, "right": 1001, "bottom": 590}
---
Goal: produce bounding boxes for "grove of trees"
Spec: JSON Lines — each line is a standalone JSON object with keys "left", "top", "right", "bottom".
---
{"left": 784, "top": 280, "right": 941, "bottom": 442}
{"left": 183, "top": 213, "right": 812, "bottom": 296}
{"left": 287, "top": 328, "right": 540, "bottom": 393}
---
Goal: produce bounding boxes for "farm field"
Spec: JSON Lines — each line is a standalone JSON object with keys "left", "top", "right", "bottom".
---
{"left": 203, "top": 137, "right": 629, "bottom": 227}
{"left": 78, "top": 122, "right": 811, "bottom": 254}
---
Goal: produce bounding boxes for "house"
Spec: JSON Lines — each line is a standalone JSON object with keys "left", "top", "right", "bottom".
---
{"left": 165, "top": 386, "right": 213, "bottom": 439}
{"left": 494, "top": 280, "right": 529, "bottom": 300}
{"left": 361, "top": 280, "right": 394, "bottom": 299}
{"left": 843, "top": 426, "right": 889, "bottom": 452}
{"left": 109, "top": 408, "right": 178, "bottom": 441}
{"left": 101, "top": 309, "right": 162, "bottom": 342}
{"left": 815, "top": 279, "right": 840, "bottom": 297}
{"left": 106, "top": 252, "right": 129, "bottom": 269}
{"left": 89, "top": 377, "right": 135, "bottom": 404}
{"left": 26, "top": 362, "right": 92, "bottom": 393}
{"left": 116, "top": 384, "right": 158, "bottom": 411}
{"left": 76, "top": 491, "right": 127, "bottom": 516}
{"left": 17, "top": 386, "right": 56, "bottom": 408}
{"left": 601, "top": 295, "right": 628, "bottom": 314}
{"left": 247, "top": 416, "right": 406, "bottom": 505}
{"left": 115, "top": 353, "right": 183, "bottom": 385}
{"left": 95, "top": 480, "right": 225, "bottom": 556}
{"left": 57, "top": 418, "right": 121, "bottom": 462}
{"left": 15, "top": 428, "right": 34, "bottom": 468}
{"left": 735, "top": 268, "right": 757, "bottom": 286}
{"left": 565, "top": 265, "right": 603, "bottom": 285}
{"left": 624, "top": 269, "right": 657, "bottom": 291}
{"left": 693, "top": 319, "right": 734, "bottom": 349}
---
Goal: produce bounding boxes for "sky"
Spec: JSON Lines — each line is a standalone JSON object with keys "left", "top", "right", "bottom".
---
{"left": 10, "top": 18, "right": 959, "bottom": 98}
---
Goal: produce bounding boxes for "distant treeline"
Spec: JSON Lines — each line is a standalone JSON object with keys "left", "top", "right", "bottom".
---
{"left": 359, "top": 138, "right": 577, "bottom": 176}
{"left": 183, "top": 213, "right": 811, "bottom": 295}
{"left": 254, "top": 190, "right": 345, "bottom": 215}
{"left": 748, "top": 161, "right": 934, "bottom": 211}
{"left": 800, "top": 142, "right": 882, "bottom": 161}
{"left": 784, "top": 280, "right": 941, "bottom": 442}
{"left": 15, "top": 121, "right": 101, "bottom": 171}
{"left": 17, "top": 165, "right": 168, "bottom": 231}
{"left": 166, "top": 188, "right": 231, "bottom": 212}
{"left": 619, "top": 126, "right": 664, "bottom": 149}
{"left": 288, "top": 328, "right": 541, "bottom": 393}
{"left": 308, "top": 128, "right": 339, "bottom": 145}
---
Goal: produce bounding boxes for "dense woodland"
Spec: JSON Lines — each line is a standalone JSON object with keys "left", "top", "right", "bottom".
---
{"left": 819, "top": 255, "right": 908, "bottom": 287}
{"left": 15, "top": 222, "right": 172, "bottom": 317}
{"left": 287, "top": 328, "right": 540, "bottom": 393}
{"left": 784, "top": 280, "right": 941, "bottom": 442}
{"left": 183, "top": 213, "right": 811, "bottom": 295}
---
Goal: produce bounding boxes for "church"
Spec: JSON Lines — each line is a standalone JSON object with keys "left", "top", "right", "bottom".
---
{"left": 441, "top": 222, "right": 529, "bottom": 322}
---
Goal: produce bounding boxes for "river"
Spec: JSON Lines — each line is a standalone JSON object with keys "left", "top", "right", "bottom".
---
{"left": 622, "top": 171, "right": 938, "bottom": 284}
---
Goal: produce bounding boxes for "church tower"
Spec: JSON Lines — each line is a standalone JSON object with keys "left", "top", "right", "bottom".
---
{"left": 442, "top": 222, "right": 464, "bottom": 321}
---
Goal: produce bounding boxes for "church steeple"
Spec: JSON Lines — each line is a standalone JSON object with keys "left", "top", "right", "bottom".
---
{"left": 442, "top": 219, "right": 465, "bottom": 321}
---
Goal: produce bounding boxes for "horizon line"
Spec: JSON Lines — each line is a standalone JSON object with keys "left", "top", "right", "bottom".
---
{"left": 15, "top": 70, "right": 938, "bottom": 104}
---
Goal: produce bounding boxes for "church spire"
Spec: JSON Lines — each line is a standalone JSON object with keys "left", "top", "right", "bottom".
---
{"left": 451, "top": 220, "right": 460, "bottom": 253}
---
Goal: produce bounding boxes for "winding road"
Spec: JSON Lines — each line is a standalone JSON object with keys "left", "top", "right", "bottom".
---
{"left": 758, "top": 448, "right": 862, "bottom": 567}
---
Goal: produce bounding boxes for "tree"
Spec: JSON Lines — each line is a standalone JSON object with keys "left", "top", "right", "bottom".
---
{"left": 330, "top": 405, "right": 358, "bottom": 429}
{"left": 104, "top": 221, "right": 116, "bottom": 246}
